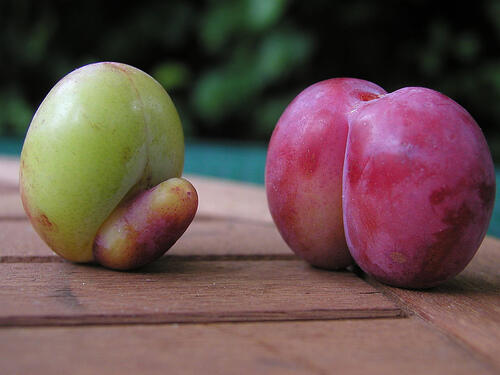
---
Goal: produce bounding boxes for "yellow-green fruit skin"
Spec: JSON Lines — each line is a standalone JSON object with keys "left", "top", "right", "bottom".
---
{"left": 19, "top": 62, "right": 184, "bottom": 263}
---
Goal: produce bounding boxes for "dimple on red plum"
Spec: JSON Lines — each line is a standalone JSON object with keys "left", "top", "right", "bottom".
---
{"left": 265, "top": 79, "right": 495, "bottom": 288}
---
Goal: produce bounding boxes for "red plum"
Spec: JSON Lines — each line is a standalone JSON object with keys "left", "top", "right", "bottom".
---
{"left": 266, "top": 78, "right": 495, "bottom": 288}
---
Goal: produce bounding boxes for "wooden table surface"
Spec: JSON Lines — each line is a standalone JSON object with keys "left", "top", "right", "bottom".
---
{"left": 0, "top": 156, "right": 499, "bottom": 375}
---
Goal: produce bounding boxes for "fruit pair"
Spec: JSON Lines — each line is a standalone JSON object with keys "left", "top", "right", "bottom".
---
{"left": 21, "top": 63, "right": 495, "bottom": 288}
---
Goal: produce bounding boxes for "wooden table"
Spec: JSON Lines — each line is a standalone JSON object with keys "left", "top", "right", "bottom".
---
{"left": 0, "top": 156, "right": 499, "bottom": 374}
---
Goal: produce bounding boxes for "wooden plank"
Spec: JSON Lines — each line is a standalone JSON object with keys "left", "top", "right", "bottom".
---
{"left": 0, "top": 157, "right": 272, "bottom": 224}
{"left": 0, "top": 259, "right": 400, "bottom": 326}
{"left": 0, "top": 193, "right": 24, "bottom": 219}
{"left": 170, "top": 218, "right": 290, "bottom": 257}
{"left": 0, "top": 218, "right": 291, "bottom": 260}
{"left": 0, "top": 318, "right": 495, "bottom": 375}
{"left": 188, "top": 174, "right": 272, "bottom": 224}
{"left": 0, "top": 157, "right": 19, "bottom": 192}
{"left": 0, "top": 219, "right": 52, "bottom": 259}
{"left": 368, "top": 236, "right": 500, "bottom": 371}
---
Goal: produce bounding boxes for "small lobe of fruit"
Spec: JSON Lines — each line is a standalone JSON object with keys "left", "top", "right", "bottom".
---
{"left": 93, "top": 178, "right": 198, "bottom": 270}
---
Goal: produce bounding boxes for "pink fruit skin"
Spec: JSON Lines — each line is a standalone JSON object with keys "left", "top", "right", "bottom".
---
{"left": 265, "top": 78, "right": 387, "bottom": 269}
{"left": 344, "top": 87, "right": 495, "bottom": 288}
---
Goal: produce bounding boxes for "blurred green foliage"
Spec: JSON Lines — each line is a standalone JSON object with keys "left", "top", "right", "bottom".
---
{"left": 1, "top": 0, "right": 500, "bottom": 160}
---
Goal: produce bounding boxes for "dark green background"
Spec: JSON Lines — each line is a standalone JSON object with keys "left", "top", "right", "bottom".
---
{"left": 2, "top": 1, "right": 500, "bottom": 155}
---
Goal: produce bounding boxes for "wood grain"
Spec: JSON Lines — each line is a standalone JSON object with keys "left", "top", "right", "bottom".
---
{"left": 188, "top": 174, "right": 272, "bottom": 224}
{"left": 0, "top": 220, "right": 51, "bottom": 258}
{"left": 0, "top": 259, "right": 400, "bottom": 326}
{"left": 369, "top": 236, "right": 500, "bottom": 371}
{"left": 0, "top": 217, "right": 291, "bottom": 260}
{"left": 0, "top": 157, "right": 19, "bottom": 192}
{"left": 0, "top": 192, "right": 23, "bottom": 219}
{"left": 0, "top": 318, "right": 495, "bottom": 375}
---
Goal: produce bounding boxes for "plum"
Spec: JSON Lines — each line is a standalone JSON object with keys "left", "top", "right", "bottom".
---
{"left": 20, "top": 62, "right": 198, "bottom": 270}
{"left": 265, "top": 78, "right": 495, "bottom": 288}
{"left": 265, "top": 78, "right": 387, "bottom": 269}
{"left": 344, "top": 87, "right": 495, "bottom": 288}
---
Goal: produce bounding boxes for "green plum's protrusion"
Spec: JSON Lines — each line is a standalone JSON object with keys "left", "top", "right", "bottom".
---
{"left": 93, "top": 177, "right": 198, "bottom": 270}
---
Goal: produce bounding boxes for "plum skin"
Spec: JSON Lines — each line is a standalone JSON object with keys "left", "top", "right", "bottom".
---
{"left": 265, "top": 78, "right": 387, "bottom": 269}
{"left": 344, "top": 87, "right": 495, "bottom": 288}
{"left": 266, "top": 78, "right": 495, "bottom": 288}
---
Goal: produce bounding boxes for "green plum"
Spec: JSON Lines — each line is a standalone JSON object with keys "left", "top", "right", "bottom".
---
{"left": 20, "top": 62, "right": 197, "bottom": 270}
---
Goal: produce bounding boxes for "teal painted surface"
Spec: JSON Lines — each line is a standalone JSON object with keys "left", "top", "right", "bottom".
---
{"left": 0, "top": 137, "right": 23, "bottom": 155}
{"left": 184, "top": 140, "right": 267, "bottom": 185}
{"left": 2, "top": 137, "right": 499, "bottom": 238}
{"left": 489, "top": 174, "right": 500, "bottom": 238}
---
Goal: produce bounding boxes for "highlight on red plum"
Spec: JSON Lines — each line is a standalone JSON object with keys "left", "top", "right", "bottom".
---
{"left": 265, "top": 78, "right": 495, "bottom": 288}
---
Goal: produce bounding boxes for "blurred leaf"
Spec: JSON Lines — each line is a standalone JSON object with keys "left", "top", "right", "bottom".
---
{"left": 256, "top": 30, "right": 314, "bottom": 82}
{"left": 339, "top": 1, "right": 380, "bottom": 26}
{"left": 487, "top": 0, "right": 500, "bottom": 38}
{"left": 25, "top": 21, "right": 52, "bottom": 63}
{"left": 137, "top": 3, "right": 194, "bottom": 47}
{"left": 193, "top": 66, "right": 260, "bottom": 122}
{"left": 420, "top": 52, "right": 442, "bottom": 77}
{"left": 153, "top": 62, "right": 190, "bottom": 91}
{"left": 163, "top": 4, "right": 194, "bottom": 46}
{"left": 253, "top": 94, "right": 294, "bottom": 137}
{"left": 199, "top": 2, "right": 245, "bottom": 52}
{"left": 15, "top": 8, "right": 56, "bottom": 66}
{"left": 173, "top": 99, "right": 194, "bottom": 137}
{"left": 244, "top": 0, "right": 288, "bottom": 31}
{"left": 419, "top": 21, "right": 450, "bottom": 77}
{"left": 454, "top": 32, "right": 480, "bottom": 62}
{"left": 0, "top": 91, "right": 33, "bottom": 136}
{"left": 483, "top": 63, "right": 500, "bottom": 91}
